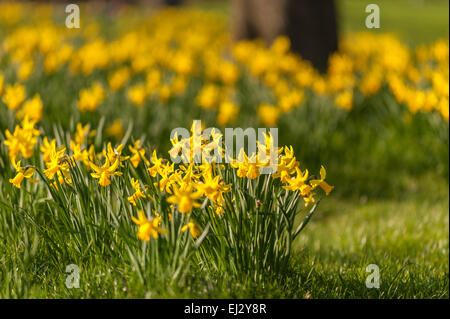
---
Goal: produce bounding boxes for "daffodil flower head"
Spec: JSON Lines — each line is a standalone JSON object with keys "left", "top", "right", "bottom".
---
{"left": 181, "top": 221, "right": 201, "bottom": 238}
{"left": 90, "top": 156, "right": 122, "bottom": 187}
{"left": 9, "top": 159, "right": 38, "bottom": 189}
{"left": 132, "top": 210, "right": 167, "bottom": 242}
{"left": 310, "top": 165, "right": 334, "bottom": 196}
{"left": 166, "top": 184, "right": 203, "bottom": 213}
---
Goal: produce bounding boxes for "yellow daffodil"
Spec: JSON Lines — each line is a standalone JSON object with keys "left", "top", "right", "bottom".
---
{"left": 127, "top": 83, "right": 147, "bottom": 106}
{"left": 283, "top": 167, "right": 311, "bottom": 197}
{"left": 2, "top": 83, "right": 26, "bottom": 110}
{"left": 217, "top": 100, "right": 239, "bottom": 126}
{"left": 9, "top": 159, "right": 38, "bottom": 189}
{"left": 310, "top": 165, "right": 334, "bottom": 195}
{"left": 18, "top": 59, "right": 34, "bottom": 81}
{"left": 335, "top": 90, "right": 353, "bottom": 111}
{"left": 148, "top": 150, "right": 165, "bottom": 177}
{"left": 43, "top": 144, "right": 71, "bottom": 184}
{"left": 129, "top": 140, "right": 150, "bottom": 168}
{"left": 272, "top": 145, "right": 299, "bottom": 183}
{"left": 73, "top": 123, "right": 95, "bottom": 146}
{"left": 258, "top": 104, "right": 280, "bottom": 127}
{"left": 196, "top": 173, "right": 231, "bottom": 204}
{"left": 16, "top": 94, "right": 43, "bottom": 122}
{"left": 154, "top": 163, "right": 177, "bottom": 192}
{"left": 77, "top": 82, "right": 105, "bottom": 112}
{"left": 103, "top": 143, "right": 129, "bottom": 167}
{"left": 105, "top": 119, "right": 124, "bottom": 140}
{"left": 196, "top": 83, "right": 220, "bottom": 110}
{"left": 127, "top": 178, "right": 147, "bottom": 206}
{"left": 70, "top": 141, "right": 89, "bottom": 166}
{"left": 4, "top": 116, "right": 39, "bottom": 161}
{"left": 108, "top": 67, "right": 130, "bottom": 91}
{"left": 132, "top": 210, "right": 167, "bottom": 242}
{"left": 166, "top": 184, "right": 203, "bottom": 213}
{"left": 90, "top": 156, "right": 122, "bottom": 187}
{"left": 229, "top": 149, "right": 260, "bottom": 180}
{"left": 181, "top": 221, "right": 201, "bottom": 238}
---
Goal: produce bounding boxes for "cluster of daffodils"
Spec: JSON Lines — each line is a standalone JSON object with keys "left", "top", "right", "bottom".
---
{"left": 77, "top": 82, "right": 106, "bottom": 112}
{"left": 0, "top": 3, "right": 447, "bottom": 134}
{"left": 4, "top": 119, "right": 333, "bottom": 243}
{"left": 0, "top": 2, "right": 346, "bottom": 278}
{"left": 236, "top": 33, "right": 449, "bottom": 121}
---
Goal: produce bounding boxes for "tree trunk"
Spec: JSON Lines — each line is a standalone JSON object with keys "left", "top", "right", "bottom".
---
{"left": 232, "top": 0, "right": 339, "bottom": 73}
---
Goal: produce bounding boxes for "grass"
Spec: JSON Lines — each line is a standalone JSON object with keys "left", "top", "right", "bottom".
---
{"left": 294, "top": 174, "right": 449, "bottom": 299}
{"left": 338, "top": 0, "right": 449, "bottom": 45}
{"left": 194, "top": 0, "right": 450, "bottom": 45}
{"left": 1, "top": 173, "right": 446, "bottom": 298}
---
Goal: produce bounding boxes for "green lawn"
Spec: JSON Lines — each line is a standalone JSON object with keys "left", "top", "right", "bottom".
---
{"left": 293, "top": 174, "right": 449, "bottom": 298}
{"left": 195, "top": 0, "right": 450, "bottom": 44}
{"left": 339, "top": 0, "right": 449, "bottom": 44}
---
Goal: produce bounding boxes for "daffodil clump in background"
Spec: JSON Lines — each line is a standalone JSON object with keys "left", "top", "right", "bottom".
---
{"left": 0, "top": 2, "right": 446, "bottom": 183}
